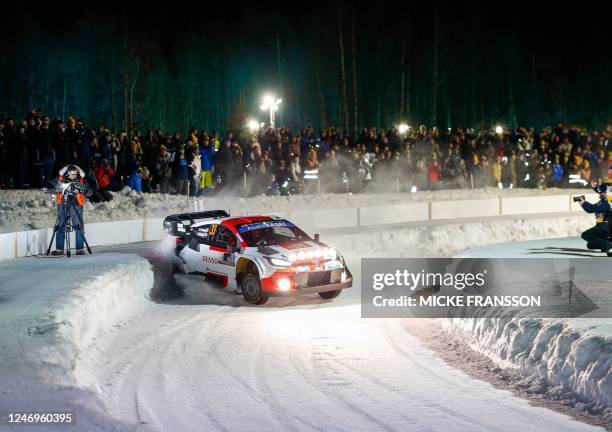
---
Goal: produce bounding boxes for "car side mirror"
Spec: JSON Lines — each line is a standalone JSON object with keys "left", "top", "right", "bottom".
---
{"left": 314, "top": 233, "right": 320, "bottom": 242}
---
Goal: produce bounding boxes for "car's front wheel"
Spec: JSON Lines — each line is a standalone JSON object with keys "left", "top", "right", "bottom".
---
{"left": 242, "top": 273, "right": 269, "bottom": 305}
{"left": 318, "top": 289, "right": 342, "bottom": 300}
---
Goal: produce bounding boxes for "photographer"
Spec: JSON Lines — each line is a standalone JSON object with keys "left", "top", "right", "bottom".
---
{"left": 577, "top": 183, "right": 612, "bottom": 256}
{"left": 50, "top": 165, "right": 90, "bottom": 256}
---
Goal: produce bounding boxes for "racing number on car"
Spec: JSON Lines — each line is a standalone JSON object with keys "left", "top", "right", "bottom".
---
{"left": 210, "top": 224, "right": 218, "bottom": 236}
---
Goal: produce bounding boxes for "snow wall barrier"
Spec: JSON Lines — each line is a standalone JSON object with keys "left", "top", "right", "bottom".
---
{"left": 0, "top": 192, "right": 598, "bottom": 260}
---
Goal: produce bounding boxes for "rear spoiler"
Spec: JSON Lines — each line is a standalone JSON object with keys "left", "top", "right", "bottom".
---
{"left": 163, "top": 210, "right": 230, "bottom": 237}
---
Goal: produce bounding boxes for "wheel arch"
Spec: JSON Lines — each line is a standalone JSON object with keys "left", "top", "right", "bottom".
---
{"left": 236, "top": 257, "right": 258, "bottom": 286}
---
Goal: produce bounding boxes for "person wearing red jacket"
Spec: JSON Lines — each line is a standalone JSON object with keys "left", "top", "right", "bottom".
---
{"left": 427, "top": 156, "right": 442, "bottom": 189}
{"left": 95, "top": 159, "right": 114, "bottom": 191}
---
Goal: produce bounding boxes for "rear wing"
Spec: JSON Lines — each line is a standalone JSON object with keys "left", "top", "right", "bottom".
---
{"left": 163, "top": 210, "right": 230, "bottom": 237}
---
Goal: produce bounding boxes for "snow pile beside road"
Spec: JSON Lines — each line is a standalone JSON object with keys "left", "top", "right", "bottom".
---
{"left": 0, "top": 254, "right": 153, "bottom": 431}
{"left": 445, "top": 318, "right": 612, "bottom": 416}
{"left": 0, "top": 187, "right": 194, "bottom": 233}
{"left": 0, "top": 186, "right": 587, "bottom": 233}
{"left": 51, "top": 258, "right": 154, "bottom": 378}
{"left": 325, "top": 214, "right": 592, "bottom": 258}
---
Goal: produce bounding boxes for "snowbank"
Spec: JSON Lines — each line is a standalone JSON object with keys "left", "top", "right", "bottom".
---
{"left": 0, "top": 186, "right": 589, "bottom": 233}
{"left": 0, "top": 187, "right": 195, "bottom": 233}
{"left": 325, "top": 214, "right": 592, "bottom": 258}
{"left": 445, "top": 318, "right": 612, "bottom": 416}
{"left": 0, "top": 254, "right": 154, "bottom": 431}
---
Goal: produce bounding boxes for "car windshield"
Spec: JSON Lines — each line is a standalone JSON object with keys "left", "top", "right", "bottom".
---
{"left": 237, "top": 220, "right": 310, "bottom": 246}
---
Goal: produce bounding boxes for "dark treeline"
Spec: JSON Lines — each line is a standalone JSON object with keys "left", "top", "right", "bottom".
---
{"left": 1, "top": 2, "right": 611, "bottom": 133}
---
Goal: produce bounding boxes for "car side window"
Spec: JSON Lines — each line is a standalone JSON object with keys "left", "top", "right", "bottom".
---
{"left": 192, "top": 224, "right": 213, "bottom": 245}
{"left": 215, "top": 226, "right": 237, "bottom": 248}
{"left": 188, "top": 225, "right": 212, "bottom": 251}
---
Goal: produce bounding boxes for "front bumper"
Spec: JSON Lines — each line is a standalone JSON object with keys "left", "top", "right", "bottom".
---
{"left": 265, "top": 275, "right": 353, "bottom": 297}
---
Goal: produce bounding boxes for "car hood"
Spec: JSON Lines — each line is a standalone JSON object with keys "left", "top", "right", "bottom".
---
{"left": 246, "top": 240, "right": 336, "bottom": 261}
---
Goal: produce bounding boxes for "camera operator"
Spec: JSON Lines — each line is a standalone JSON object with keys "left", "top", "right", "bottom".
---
{"left": 50, "top": 165, "right": 91, "bottom": 256}
{"left": 577, "top": 183, "right": 612, "bottom": 256}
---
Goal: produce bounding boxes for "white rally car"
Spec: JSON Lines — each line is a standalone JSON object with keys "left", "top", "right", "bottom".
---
{"left": 162, "top": 211, "right": 352, "bottom": 305}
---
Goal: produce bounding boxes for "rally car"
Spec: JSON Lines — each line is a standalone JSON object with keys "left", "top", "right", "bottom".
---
{"left": 162, "top": 210, "right": 352, "bottom": 305}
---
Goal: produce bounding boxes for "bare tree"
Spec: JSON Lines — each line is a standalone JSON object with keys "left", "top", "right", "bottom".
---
{"left": 351, "top": 8, "right": 359, "bottom": 134}
{"left": 432, "top": 4, "right": 440, "bottom": 127}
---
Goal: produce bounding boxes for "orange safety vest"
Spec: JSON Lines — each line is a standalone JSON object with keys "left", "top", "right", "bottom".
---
{"left": 56, "top": 176, "right": 86, "bottom": 206}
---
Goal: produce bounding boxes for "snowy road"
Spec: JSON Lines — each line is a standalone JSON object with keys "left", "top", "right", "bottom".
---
{"left": 74, "top": 245, "right": 602, "bottom": 432}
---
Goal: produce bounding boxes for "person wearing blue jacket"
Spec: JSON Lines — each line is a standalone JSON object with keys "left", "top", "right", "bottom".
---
{"left": 578, "top": 183, "right": 612, "bottom": 255}
{"left": 550, "top": 155, "right": 564, "bottom": 187}
{"left": 200, "top": 138, "right": 215, "bottom": 190}
{"left": 127, "top": 168, "right": 142, "bottom": 192}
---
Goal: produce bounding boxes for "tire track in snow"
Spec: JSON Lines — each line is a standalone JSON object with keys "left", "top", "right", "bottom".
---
{"left": 92, "top": 307, "right": 225, "bottom": 429}
{"left": 382, "top": 319, "right": 574, "bottom": 431}
{"left": 253, "top": 333, "right": 327, "bottom": 432}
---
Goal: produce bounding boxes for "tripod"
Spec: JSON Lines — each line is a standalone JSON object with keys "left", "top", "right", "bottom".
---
{"left": 46, "top": 188, "right": 92, "bottom": 257}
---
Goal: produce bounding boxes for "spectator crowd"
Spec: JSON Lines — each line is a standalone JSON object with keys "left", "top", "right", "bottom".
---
{"left": 1, "top": 109, "right": 611, "bottom": 199}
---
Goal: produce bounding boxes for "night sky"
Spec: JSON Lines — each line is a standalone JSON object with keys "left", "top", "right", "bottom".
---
{"left": 1, "top": 1, "right": 611, "bottom": 131}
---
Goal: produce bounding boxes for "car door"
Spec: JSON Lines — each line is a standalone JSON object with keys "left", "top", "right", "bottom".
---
{"left": 207, "top": 224, "right": 238, "bottom": 288}
{"left": 182, "top": 223, "right": 213, "bottom": 274}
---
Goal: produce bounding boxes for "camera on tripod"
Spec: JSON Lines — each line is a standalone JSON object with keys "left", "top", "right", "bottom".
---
{"left": 59, "top": 181, "right": 81, "bottom": 200}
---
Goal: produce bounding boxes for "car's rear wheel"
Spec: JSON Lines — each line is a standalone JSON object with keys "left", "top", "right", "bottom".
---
{"left": 318, "top": 289, "right": 342, "bottom": 300}
{"left": 242, "top": 273, "right": 269, "bottom": 305}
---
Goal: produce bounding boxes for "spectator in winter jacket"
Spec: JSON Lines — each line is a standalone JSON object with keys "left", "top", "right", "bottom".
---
{"left": 214, "top": 139, "right": 233, "bottom": 185}
{"left": 141, "top": 166, "right": 153, "bottom": 193}
{"left": 189, "top": 148, "right": 202, "bottom": 196}
{"left": 154, "top": 145, "right": 172, "bottom": 193}
{"left": 427, "top": 156, "right": 442, "bottom": 189}
{"left": 173, "top": 147, "right": 190, "bottom": 195}
{"left": 289, "top": 154, "right": 302, "bottom": 182}
{"left": 305, "top": 148, "right": 319, "bottom": 169}
{"left": 127, "top": 168, "right": 143, "bottom": 192}
{"left": 550, "top": 155, "right": 564, "bottom": 187}
{"left": 94, "top": 159, "right": 115, "bottom": 192}
{"left": 580, "top": 159, "right": 592, "bottom": 182}
{"left": 199, "top": 139, "right": 215, "bottom": 190}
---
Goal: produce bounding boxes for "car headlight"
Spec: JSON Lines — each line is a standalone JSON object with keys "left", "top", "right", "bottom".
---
{"left": 268, "top": 257, "right": 292, "bottom": 267}
{"left": 323, "top": 248, "right": 337, "bottom": 260}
